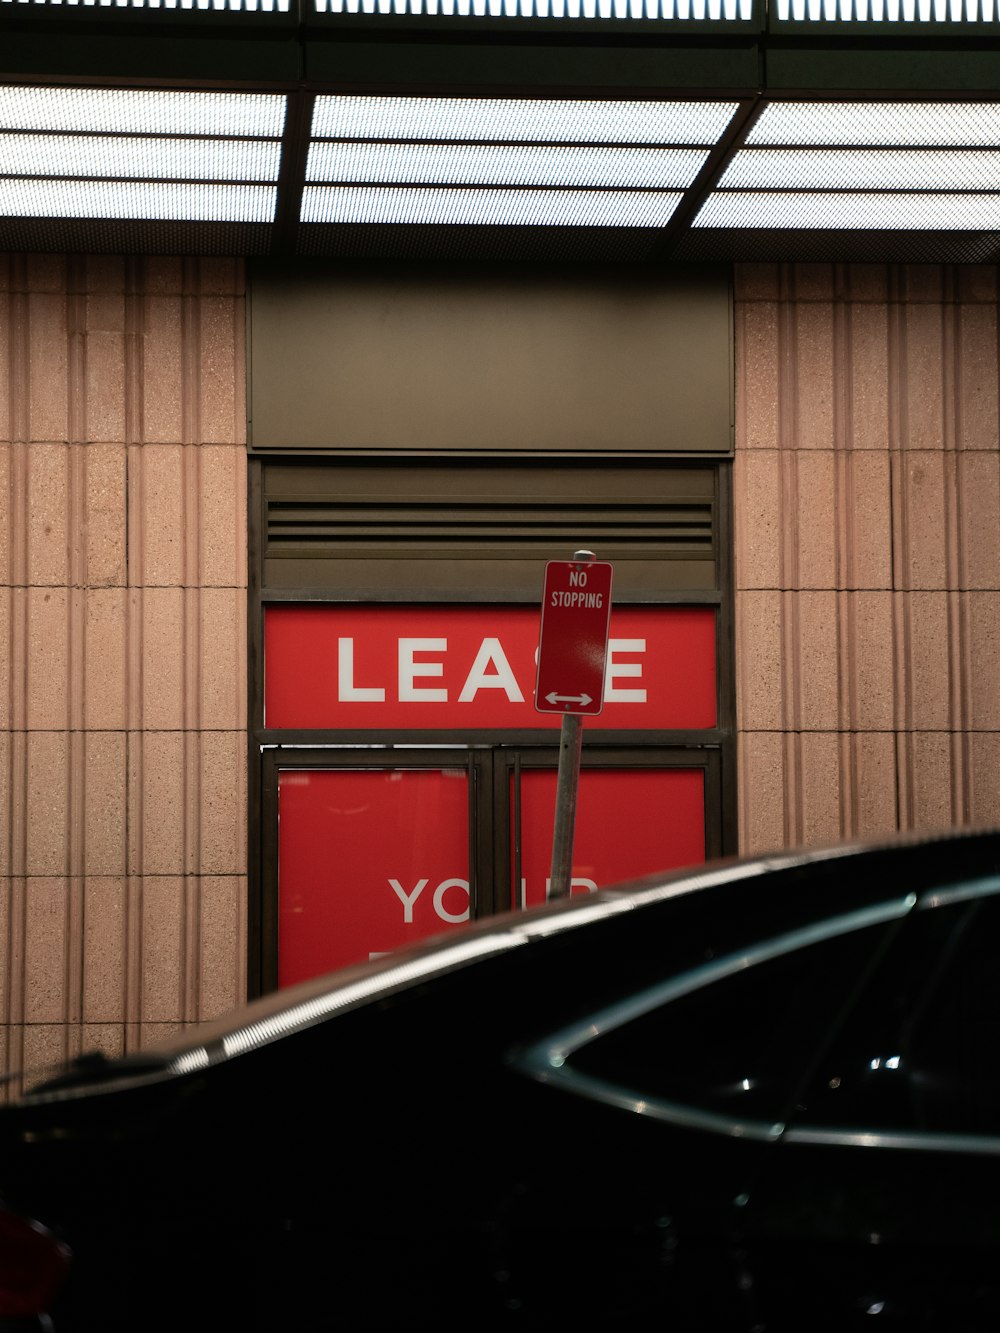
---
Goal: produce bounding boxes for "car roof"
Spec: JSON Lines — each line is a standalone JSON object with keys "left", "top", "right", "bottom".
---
{"left": 14, "top": 823, "right": 1000, "bottom": 1106}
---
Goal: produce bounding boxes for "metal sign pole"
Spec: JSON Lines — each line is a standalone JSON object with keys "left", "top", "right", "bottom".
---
{"left": 549, "top": 709, "right": 584, "bottom": 899}
{"left": 548, "top": 550, "right": 595, "bottom": 900}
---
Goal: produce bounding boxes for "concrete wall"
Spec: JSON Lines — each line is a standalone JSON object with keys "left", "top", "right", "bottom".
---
{"left": 1, "top": 255, "right": 247, "bottom": 1091}
{"left": 735, "top": 263, "right": 1000, "bottom": 854}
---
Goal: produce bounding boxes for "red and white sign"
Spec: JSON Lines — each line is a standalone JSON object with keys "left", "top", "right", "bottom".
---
{"left": 277, "top": 763, "right": 707, "bottom": 985}
{"left": 278, "top": 767, "right": 471, "bottom": 986}
{"left": 534, "top": 559, "right": 614, "bottom": 716}
{"left": 511, "top": 767, "right": 705, "bottom": 909}
{"left": 265, "top": 604, "right": 716, "bottom": 731}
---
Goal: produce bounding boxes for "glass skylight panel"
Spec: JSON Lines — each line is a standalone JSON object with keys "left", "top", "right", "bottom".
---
{"left": 773, "top": 0, "right": 995, "bottom": 19}
{"left": 747, "top": 102, "right": 1000, "bottom": 147}
{"left": 0, "top": 180, "right": 277, "bottom": 222}
{"left": 306, "top": 142, "right": 709, "bottom": 188}
{"left": 0, "top": 0, "right": 291, "bottom": 10}
{"left": 315, "top": 0, "right": 752, "bottom": 15}
{"left": 311, "top": 96, "right": 739, "bottom": 146}
{"left": 0, "top": 86, "right": 286, "bottom": 138}
{"left": 695, "top": 190, "right": 1000, "bottom": 229}
{"left": 718, "top": 148, "right": 1000, "bottom": 190}
{"left": 300, "top": 185, "right": 684, "bottom": 226}
{"left": 2, "top": 135, "right": 281, "bottom": 182}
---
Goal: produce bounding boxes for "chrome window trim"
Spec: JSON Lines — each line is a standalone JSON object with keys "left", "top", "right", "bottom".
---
{"left": 515, "top": 873, "right": 1000, "bottom": 1152}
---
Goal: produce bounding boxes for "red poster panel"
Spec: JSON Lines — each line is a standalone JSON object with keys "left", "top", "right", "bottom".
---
{"left": 512, "top": 768, "right": 705, "bottom": 910}
{"left": 278, "top": 768, "right": 470, "bottom": 987}
{"left": 265, "top": 604, "right": 716, "bottom": 731}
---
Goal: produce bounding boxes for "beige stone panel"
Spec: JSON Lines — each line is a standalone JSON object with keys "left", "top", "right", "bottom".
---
{"left": 0, "top": 293, "right": 10, "bottom": 436}
{"left": 793, "top": 451, "right": 838, "bottom": 589}
{"left": 788, "top": 265, "right": 835, "bottom": 301}
{"left": 26, "top": 256, "right": 67, "bottom": 294}
{"left": 0, "top": 588, "right": 9, "bottom": 733}
{"left": 957, "top": 268, "right": 1000, "bottom": 304}
{"left": 24, "top": 877, "right": 69, "bottom": 1024}
{"left": 0, "top": 1028, "right": 10, "bottom": 1104}
{"left": 26, "top": 586, "right": 70, "bottom": 730}
{"left": 894, "top": 592, "right": 950, "bottom": 731}
{"left": 198, "top": 296, "right": 245, "bottom": 445}
{"left": 734, "top": 450, "right": 782, "bottom": 591}
{"left": 140, "top": 876, "right": 184, "bottom": 1024}
{"left": 958, "top": 453, "right": 1000, "bottom": 590}
{"left": 844, "top": 266, "right": 890, "bottom": 303}
{"left": 898, "top": 731, "right": 954, "bottom": 833}
{"left": 893, "top": 452, "right": 949, "bottom": 591}
{"left": 85, "top": 323, "right": 126, "bottom": 444}
{"left": 136, "top": 1021, "right": 186, "bottom": 1050}
{"left": 0, "top": 733, "right": 11, "bottom": 877}
{"left": 84, "top": 444, "right": 127, "bottom": 588}
{"left": 27, "top": 293, "right": 69, "bottom": 444}
{"left": 142, "top": 258, "right": 186, "bottom": 296}
{"left": 900, "top": 266, "right": 946, "bottom": 305}
{"left": 798, "top": 731, "right": 843, "bottom": 847}
{"left": 80, "top": 1023, "right": 126, "bottom": 1061}
{"left": 793, "top": 302, "right": 835, "bottom": 451}
{"left": 846, "top": 592, "right": 895, "bottom": 731}
{"left": 841, "top": 451, "right": 892, "bottom": 589}
{"left": 130, "top": 444, "right": 185, "bottom": 586}
{"left": 200, "top": 445, "right": 248, "bottom": 588}
{"left": 965, "top": 592, "right": 1000, "bottom": 730}
{"left": 737, "top": 731, "right": 787, "bottom": 856}
{"left": 21, "top": 1024, "right": 67, "bottom": 1082}
{"left": 901, "top": 303, "right": 946, "bottom": 451}
{"left": 140, "top": 586, "right": 185, "bottom": 730}
{"left": 0, "top": 443, "right": 9, "bottom": 586}
{"left": 795, "top": 591, "right": 840, "bottom": 730}
{"left": 200, "top": 731, "right": 247, "bottom": 876}
{"left": 733, "top": 264, "right": 780, "bottom": 303}
{"left": 128, "top": 731, "right": 184, "bottom": 876}
{"left": 25, "top": 731, "right": 69, "bottom": 876}
{"left": 735, "top": 590, "right": 784, "bottom": 731}
{"left": 83, "top": 876, "right": 126, "bottom": 1023}
{"left": 84, "top": 588, "right": 127, "bottom": 730}
{"left": 0, "top": 877, "right": 9, "bottom": 1024}
{"left": 736, "top": 301, "right": 780, "bottom": 450}
{"left": 200, "top": 875, "right": 246, "bottom": 1019}
{"left": 128, "top": 732, "right": 247, "bottom": 878}
{"left": 142, "top": 297, "right": 184, "bottom": 443}
{"left": 848, "top": 303, "right": 890, "bottom": 451}
{"left": 850, "top": 732, "right": 898, "bottom": 840}
{"left": 958, "top": 303, "right": 1000, "bottom": 451}
{"left": 26, "top": 443, "right": 69, "bottom": 586}
{"left": 200, "top": 588, "right": 247, "bottom": 731}
{"left": 969, "top": 733, "right": 1000, "bottom": 828}
{"left": 195, "top": 258, "right": 244, "bottom": 298}
{"left": 85, "top": 732, "right": 126, "bottom": 877}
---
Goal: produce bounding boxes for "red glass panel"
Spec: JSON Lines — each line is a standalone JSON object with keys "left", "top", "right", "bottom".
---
{"left": 278, "top": 767, "right": 470, "bottom": 986}
{"left": 512, "top": 767, "right": 705, "bottom": 909}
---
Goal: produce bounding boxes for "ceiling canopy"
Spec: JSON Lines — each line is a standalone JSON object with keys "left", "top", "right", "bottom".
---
{"left": 2, "top": 0, "right": 999, "bottom": 261}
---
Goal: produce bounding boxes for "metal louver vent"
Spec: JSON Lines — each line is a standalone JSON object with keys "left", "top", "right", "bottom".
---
{"left": 260, "top": 462, "right": 719, "bottom": 598}
{"left": 266, "top": 496, "right": 713, "bottom": 557}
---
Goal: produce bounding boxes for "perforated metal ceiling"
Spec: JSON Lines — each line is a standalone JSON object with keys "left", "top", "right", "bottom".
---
{"left": 1, "top": 2, "right": 999, "bottom": 260}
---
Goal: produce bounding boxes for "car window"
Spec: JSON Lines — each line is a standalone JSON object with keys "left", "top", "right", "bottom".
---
{"left": 792, "top": 892, "right": 1000, "bottom": 1138}
{"left": 564, "top": 915, "right": 900, "bottom": 1129}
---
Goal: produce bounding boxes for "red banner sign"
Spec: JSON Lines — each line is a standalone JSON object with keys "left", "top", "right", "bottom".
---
{"left": 265, "top": 604, "right": 716, "bottom": 731}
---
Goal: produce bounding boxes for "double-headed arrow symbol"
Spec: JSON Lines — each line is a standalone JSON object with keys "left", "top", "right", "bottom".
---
{"left": 545, "top": 691, "right": 593, "bottom": 708}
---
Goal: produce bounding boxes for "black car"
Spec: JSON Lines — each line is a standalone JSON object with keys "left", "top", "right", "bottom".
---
{"left": 4, "top": 825, "right": 1000, "bottom": 1331}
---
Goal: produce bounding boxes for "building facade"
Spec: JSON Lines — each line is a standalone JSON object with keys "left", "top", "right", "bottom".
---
{"left": 3, "top": 254, "right": 998, "bottom": 1081}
